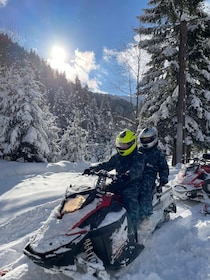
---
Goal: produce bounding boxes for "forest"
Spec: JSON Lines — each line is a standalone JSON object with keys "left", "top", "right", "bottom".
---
{"left": 0, "top": 33, "right": 136, "bottom": 163}
{"left": 0, "top": 0, "right": 210, "bottom": 165}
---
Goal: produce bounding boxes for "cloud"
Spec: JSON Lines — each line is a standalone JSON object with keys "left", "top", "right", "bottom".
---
{"left": 100, "top": 35, "right": 152, "bottom": 97}
{"left": 48, "top": 49, "right": 101, "bottom": 92}
{"left": 103, "top": 34, "right": 150, "bottom": 80}
{"left": 0, "top": 0, "right": 7, "bottom": 7}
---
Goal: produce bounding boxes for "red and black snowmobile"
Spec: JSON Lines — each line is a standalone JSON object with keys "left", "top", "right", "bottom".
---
{"left": 24, "top": 170, "right": 176, "bottom": 279}
{"left": 172, "top": 154, "right": 210, "bottom": 204}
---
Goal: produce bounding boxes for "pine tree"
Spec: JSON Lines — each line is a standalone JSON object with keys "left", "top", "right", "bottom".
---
{"left": 60, "top": 111, "right": 86, "bottom": 162}
{"left": 97, "top": 95, "right": 115, "bottom": 160}
{"left": 0, "top": 62, "right": 59, "bottom": 162}
{"left": 136, "top": 0, "right": 210, "bottom": 158}
{"left": 53, "top": 86, "right": 68, "bottom": 132}
{"left": 82, "top": 96, "right": 100, "bottom": 162}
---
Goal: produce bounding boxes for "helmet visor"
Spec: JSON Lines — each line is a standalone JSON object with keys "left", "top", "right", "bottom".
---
{"left": 116, "top": 140, "right": 134, "bottom": 150}
{"left": 140, "top": 136, "right": 155, "bottom": 144}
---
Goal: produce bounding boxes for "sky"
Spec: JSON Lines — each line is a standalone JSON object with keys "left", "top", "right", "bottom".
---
{"left": 0, "top": 0, "right": 149, "bottom": 95}
{"left": 0, "top": 159, "right": 210, "bottom": 279}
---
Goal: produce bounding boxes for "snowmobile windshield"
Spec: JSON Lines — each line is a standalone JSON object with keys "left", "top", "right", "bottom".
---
{"left": 184, "top": 164, "right": 199, "bottom": 174}
{"left": 61, "top": 195, "right": 86, "bottom": 214}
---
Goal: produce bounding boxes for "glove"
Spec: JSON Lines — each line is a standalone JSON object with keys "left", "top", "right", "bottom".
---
{"left": 156, "top": 185, "right": 162, "bottom": 193}
{"left": 160, "top": 178, "right": 168, "bottom": 186}
{"left": 106, "top": 180, "right": 121, "bottom": 193}
{"left": 82, "top": 167, "right": 94, "bottom": 175}
{"left": 106, "top": 173, "right": 130, "bottom": 193}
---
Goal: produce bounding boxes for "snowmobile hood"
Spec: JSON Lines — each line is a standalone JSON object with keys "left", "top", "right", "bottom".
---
{"left": 29, "top": 191, "right": 126, "bottom": 255}
{"left": 30, "top": 197, "right": 99, "bottom": 253}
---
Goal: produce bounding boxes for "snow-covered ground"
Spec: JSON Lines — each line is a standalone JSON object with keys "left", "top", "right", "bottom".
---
{"left": 0, "top": 159, "right": 210, "bottom": 280}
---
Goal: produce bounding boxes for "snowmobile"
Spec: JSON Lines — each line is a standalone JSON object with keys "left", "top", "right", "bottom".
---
{"left": 172, "top": 154, "right": 210, "bottom": 203}
{"left": 23, "top": 170, "right": 176, "bottom": 280}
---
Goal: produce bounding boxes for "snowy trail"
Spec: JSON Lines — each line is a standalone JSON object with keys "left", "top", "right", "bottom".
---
{"left": 0, "top": 199, "right": 60, "bottom": 245}
{"left": 1, "top": 200, "right": 208, "bottom": 280}
{"left": 1, "top": 161, "right": 210, "bottom": 280}
{"left": 0, "top": 199, "right": 57, "bottom": 275}
{"left": 127, "top": 201, "right": 210, "bottom": 280}
{"left": 0, "top": 198, "right": 74, "bottom": 280}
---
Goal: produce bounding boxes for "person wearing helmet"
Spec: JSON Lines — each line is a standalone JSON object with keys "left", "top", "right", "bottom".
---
{"left": 83, "top": 129, "right": 145, "bottom": 237}
{"left": 138, "top": 127, "right": 169, "bottom": 222}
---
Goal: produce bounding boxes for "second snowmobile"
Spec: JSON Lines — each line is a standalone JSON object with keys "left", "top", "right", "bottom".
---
{"left": 172, "top": 154, "right": 210, "bottom": 203}
{"left": 23, "top": 170, "right": 176, "bottom": 280}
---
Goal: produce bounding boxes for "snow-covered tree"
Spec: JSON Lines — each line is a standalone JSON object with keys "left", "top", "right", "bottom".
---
{"left": 136, "top": 0, "right": 210, "bottom": 160}
{"left": 96, "top": 95, "right": 115, "bottom": 160}
{"left": 53, "top": 86, "right": 68, "bottom": 132}
{"left": 60, "top": 112, "right": 87, "bottom": 162}
{"left": 82, "top": 96, "right": 100, "bottom": 162}
{"left": 0, "top": 63, "right": 59, "bottom": 162}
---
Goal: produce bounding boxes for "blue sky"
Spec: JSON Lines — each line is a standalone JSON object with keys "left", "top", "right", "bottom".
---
{"left": 0, "top": 0, "right": 149, "bottom": 94}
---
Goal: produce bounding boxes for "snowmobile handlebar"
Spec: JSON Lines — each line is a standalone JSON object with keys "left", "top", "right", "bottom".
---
{"left": 187, "top": 156, "right": 210, "bottom": 165}
{"left": 89, "top": 169, "right": 117, "bottom": 180}
{"left": 83, "top": 169, "right": 118, "bottom": 193}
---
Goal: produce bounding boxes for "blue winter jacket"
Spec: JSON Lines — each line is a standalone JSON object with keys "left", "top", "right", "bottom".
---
{"left": 90, "top": 148, "right": 145, "bottom": 190}
{"left": 139, "top": 143, "right": 169, "bottom": 186}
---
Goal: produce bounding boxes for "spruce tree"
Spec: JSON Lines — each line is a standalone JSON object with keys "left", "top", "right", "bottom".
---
{"left": 0, "top": 62, "right": 59, "bottom": 162}
{"left": 136, "top": 0, "right": 210, "bottom": 158}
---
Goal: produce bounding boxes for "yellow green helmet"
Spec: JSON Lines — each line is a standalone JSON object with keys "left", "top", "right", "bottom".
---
{"left": 116, "top": 129, "right": 137, "bottom": 156}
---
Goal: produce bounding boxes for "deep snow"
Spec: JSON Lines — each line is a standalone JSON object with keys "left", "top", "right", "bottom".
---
{"left": 0, "top": 160, "right": 210, "bottom": 280}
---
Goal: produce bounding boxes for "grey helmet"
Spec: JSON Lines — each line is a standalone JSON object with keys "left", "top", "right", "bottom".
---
{"left": 139, "top": 127, "right": 158, "bottom": 149}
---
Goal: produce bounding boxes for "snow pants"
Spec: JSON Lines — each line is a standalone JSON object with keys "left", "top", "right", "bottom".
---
{"left": 138, "top": 179, "right": 154, "bottom": 222}
{"left": 120, "top": 185, "right": 140, "bottom": 234}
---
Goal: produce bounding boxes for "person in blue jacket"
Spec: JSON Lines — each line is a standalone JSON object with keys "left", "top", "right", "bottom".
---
{"left": 138, "top": 127, "right": 169, "bottom": 222}
{"left": 83, "top": 129, "right": 145, "bottom": 237}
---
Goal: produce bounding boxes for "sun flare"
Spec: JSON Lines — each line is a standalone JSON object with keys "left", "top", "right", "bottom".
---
{"left": 49, "top": 45, "right": 68, "bottom": 73}
{"left": 51, "top": 45, "right": 66, "bottom": 62}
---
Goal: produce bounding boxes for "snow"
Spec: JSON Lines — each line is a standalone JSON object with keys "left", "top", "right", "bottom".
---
{"left": 0, "top": 160, "right": 210, "bottom": 280}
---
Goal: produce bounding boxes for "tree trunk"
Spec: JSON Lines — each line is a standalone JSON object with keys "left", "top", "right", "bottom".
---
{"left": 176, "top": 20, "right": 187, "bottom": 164}
{"left": 172, "top": 139, "right": 177, "bottom": 166}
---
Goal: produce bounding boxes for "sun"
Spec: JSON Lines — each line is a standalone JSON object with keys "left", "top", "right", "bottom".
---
{"left": 49, "top": 45, "right": 68, "bottom": 72}
{"left": 51, "top": 45, "right": 66, "bottom": 62}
